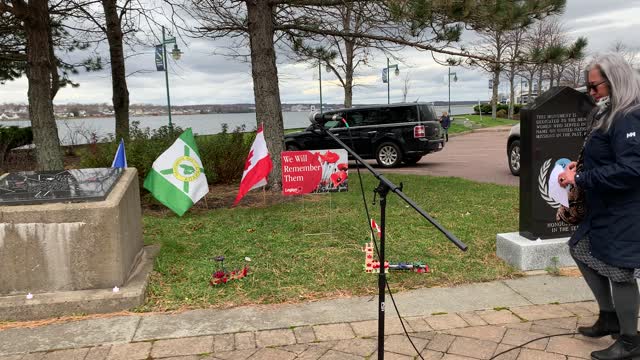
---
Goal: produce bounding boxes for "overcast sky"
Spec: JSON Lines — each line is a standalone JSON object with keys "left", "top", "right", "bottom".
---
{"left": 2, "top": 0, "right": 640, "bottom": 106}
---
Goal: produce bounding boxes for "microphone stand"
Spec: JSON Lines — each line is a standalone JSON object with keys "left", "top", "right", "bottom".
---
{"left": 309, "top": 120, "right": 468, "bottom": 360}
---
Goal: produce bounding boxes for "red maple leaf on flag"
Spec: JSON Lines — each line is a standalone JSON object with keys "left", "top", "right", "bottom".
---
{"left": 244, "top": 150, "right": 254, "bottom": 170}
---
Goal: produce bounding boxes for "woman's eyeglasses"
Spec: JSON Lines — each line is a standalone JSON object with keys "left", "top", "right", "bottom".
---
{"left": 587, "top": 79, "right": 608, "bottom": 92}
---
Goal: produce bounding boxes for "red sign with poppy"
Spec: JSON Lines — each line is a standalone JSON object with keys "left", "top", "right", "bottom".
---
{"left": 281, "top": 149, "right": 348, "bottom": 195}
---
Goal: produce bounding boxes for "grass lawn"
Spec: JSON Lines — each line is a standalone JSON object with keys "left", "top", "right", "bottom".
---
{"left": 140, "top": 173, "right": 520, "bottom": 312}
{"left": 448, "top": 114, "right": 519, "bottom": 135}
{"left": 462, "top": 114, "right": 520, "bottom": 128}
{"left": 448, "top": 123, "right": 469, "bottom": 134}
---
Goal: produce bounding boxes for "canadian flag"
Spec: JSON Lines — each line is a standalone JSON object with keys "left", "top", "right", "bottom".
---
{"left": 370, "top": 218, "right": 381, "bottom": 238}
{"left": 233, "top": 125, "right": 273, "bottom": 206}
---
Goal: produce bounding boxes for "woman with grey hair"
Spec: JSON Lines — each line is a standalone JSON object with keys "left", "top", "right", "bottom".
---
{"left": 558, "top": 53, "right": 640, "bottom": 360}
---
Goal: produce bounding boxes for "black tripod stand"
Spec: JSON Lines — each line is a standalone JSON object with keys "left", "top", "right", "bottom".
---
{"left": 309, "top": 116, "right": 468, "bottom": 360}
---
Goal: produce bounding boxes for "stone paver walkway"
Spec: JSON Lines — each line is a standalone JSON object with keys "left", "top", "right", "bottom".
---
{"left": 0, "top": 301, "right": 624, "bottom": 360}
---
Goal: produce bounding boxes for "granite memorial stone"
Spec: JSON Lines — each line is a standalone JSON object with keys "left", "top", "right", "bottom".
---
{"left": 519, "top": 87, "right": 594, "bottom": 239}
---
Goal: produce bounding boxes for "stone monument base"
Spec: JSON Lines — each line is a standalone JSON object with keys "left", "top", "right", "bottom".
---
{"left": 497, "top": 232, "right": 575, "bottom": 271}
{"left": 0, "top": 245, "right": 159, "bottom": 321}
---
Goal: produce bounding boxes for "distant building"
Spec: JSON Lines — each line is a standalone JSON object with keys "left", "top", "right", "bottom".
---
{"left": 0, "top": 113, "right": 19, "bottom": 120}
{"left": 517, "top": 90, "right": 542, "bottom": 104}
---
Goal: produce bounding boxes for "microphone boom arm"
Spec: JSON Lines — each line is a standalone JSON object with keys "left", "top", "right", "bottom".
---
{"left": 310, "top": 120, "right": 468, "bottom": 251}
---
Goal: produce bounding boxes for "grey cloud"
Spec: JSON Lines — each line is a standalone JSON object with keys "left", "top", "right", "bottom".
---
{"left": 561, "top": 0, "right": 640, "bottom": 24}
{"left": 3, "top": 0, "right": 640, "bottom": 106}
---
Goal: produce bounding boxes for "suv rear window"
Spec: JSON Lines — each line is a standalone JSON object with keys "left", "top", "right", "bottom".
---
{"left": 389, "top": 106, "right": 418, "bottom": 123}
{"left": 419, "top": 105, "right": 436, "bottom": 122}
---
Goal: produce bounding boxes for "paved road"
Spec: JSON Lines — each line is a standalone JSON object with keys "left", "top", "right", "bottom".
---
{"left": 386, "top": 126, "right": 519, "bottom": 186}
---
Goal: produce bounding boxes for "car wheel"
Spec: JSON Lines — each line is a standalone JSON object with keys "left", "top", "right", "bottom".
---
{"left": 508, "top": 140, "right": 521, "bottom": 176}
{"left": 403, "top": 155, "right": 422, "bottom": 165}
{"left": 376, "top": 142, "right": 403, "bottom": 168}
{"left": 286, "top": 143, "right": 300, "bottom": 151}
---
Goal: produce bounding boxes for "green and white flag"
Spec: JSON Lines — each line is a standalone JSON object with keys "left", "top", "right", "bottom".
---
{"left": 143, "top": 128, "right": 208, "bottom": 216}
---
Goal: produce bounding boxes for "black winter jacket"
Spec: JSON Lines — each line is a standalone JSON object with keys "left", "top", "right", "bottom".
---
{"left": 570, "top": 108, "right": 640, "bottom": 268}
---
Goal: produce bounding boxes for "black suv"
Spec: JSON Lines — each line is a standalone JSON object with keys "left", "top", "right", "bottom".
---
{"left": 284, "top": 103, "right": 445, "bottom": 167}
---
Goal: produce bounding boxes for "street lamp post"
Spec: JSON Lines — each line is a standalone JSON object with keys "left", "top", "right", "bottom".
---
{"left": 318, "top": 61, "right": 332, "bottom": 113}
{"left": 159, "top": 26, "right": 182, "bottom": 130}
{"left": 319, "top": 61, "right": 323, "bottom": 113}
{"left": 384, "top": 57, "right": 400, "bottom": 104}
{"left": 448, "top": 67, "right": 458, "bottom": 114}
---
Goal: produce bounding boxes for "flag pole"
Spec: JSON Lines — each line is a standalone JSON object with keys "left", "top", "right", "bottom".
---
{"left": 261, "top": 121, "right": 267, "bottom": 206}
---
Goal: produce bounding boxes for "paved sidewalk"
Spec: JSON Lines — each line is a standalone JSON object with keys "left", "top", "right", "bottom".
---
{"left": 1, "top": 275, "right": 633, "bottom": 360}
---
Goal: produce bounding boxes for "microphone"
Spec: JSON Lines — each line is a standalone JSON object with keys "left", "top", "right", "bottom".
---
{"left": 309, "top": 112, "right": 341, "bottom": 126}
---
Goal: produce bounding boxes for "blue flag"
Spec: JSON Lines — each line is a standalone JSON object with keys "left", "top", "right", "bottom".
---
{"left": 112, "top": 139, "right": 127, "bottom": 168}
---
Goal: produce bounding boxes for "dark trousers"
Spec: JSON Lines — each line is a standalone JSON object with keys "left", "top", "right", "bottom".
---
{"left": 573, "top": 255, "right": 639, "bottom": 335}
{"left": 443, "top": 128, "right": 449, "bottom": 142}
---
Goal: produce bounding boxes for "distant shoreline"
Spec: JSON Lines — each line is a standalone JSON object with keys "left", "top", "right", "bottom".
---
{"left": 0, "top": 111, "right": 256, "bottom": 122}
{"left": 0, "top": 103, "right": 480, "bottom": 122}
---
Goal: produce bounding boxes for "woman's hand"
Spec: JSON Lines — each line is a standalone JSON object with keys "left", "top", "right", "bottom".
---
{"left": 558, "top": 163, "right": 577, "bottom": 188}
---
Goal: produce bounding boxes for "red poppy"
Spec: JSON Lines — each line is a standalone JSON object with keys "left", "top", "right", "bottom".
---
{"left": 330, "top": 170, "right": 348, "bottom": 187}
{"left": 319, "top": 150, "right": 340, "bottom": 164}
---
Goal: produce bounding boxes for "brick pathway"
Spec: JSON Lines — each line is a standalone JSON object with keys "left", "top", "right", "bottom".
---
{"left": 1, "top": 301, "right": 620, "bottom": 360}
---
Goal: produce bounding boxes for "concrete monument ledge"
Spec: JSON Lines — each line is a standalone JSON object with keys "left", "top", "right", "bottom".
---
{"left": 497, "top": 232, "right": 576, "bottom": 271}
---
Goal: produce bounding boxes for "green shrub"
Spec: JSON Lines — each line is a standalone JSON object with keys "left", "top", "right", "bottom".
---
{"left": 0, "top": 125, "right": 33, "bottom": 150}
{"left": 0, "top": 126, "right": 33, "bottom": 170}
{"left": 496, "top": 109, "right": 508, "bottom": 118}
{"left": 79, "top": 121, "right": 253, "bottom": 186}
{"left": 474, "top": 104, "right": 521, "bottom": 116}
{"left": 79, "top": 121, "right": 182, "bottom": 183}
{"left": 473, "top": 104, "right": 492, "bottom": 115}
{"left": 197, "top": 124, "right": 255, "bottom": 185}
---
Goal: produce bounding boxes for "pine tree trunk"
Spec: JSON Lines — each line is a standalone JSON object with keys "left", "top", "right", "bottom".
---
{"left": 247, "top": 0, "right": 283, "bottom": 190}
{"left": 344, "top": 80, "right": 353, "bottom": 108}
{"left": 342, "top": 8, "right": 354, "bottom": 108}
{"left": 508, "top": 73, "right": 515, "bottom": 119}
{"left": 343, "top": 39, "right": 355, "bottom": 108}
{"left": 491, "top": 71, "right": 499, "bottom": 120}
{"left": 25, "top": 0, "right": 63, "bottom": 171}
{"left": 103, "top": 0, "right": 130, "bottom": 140}
{"left": 537, "top": 68, "right": 543, "bottom": 96}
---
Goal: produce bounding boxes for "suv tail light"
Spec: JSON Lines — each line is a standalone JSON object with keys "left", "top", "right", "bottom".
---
{"left": 414, "top": 125, "right": 425, "bottom": 138}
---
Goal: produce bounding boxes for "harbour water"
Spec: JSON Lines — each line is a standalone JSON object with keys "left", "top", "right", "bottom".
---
{"left": 2, "top": 105, "right": 474, "bottom": 145}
